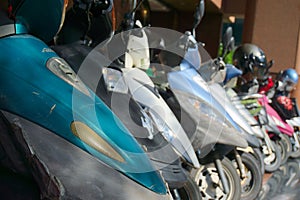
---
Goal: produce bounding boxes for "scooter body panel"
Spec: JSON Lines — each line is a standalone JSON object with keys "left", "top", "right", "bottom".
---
{"left": 2, "top": 111, "right": 171, "bottom": 199}
{"left": 208, "top": 83, "right": 260, "bottom": 147}
{"left": 258, "top": 95, "right": 294, "bottom": 137}
{"left": 0, "top": 34, "right": 167, "bottom": 194}
{"left": 286, "top": 117, "right": 300, "bottom": 127}
{"left": 226, "top": 88, "right": 265, "bottom": 139}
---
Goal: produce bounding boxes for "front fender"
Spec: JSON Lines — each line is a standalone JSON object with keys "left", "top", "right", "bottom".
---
{"left": 2, "top": 111, "right": 171, "bottom": 200}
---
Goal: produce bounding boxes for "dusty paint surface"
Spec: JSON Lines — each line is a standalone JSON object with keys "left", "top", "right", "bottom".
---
{"left": 1, "top": 158, "right": 300, "bottom": 199}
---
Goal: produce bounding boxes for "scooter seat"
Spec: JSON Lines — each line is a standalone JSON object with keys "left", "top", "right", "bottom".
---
{"left": 0, "top": 11, "right": 13, "bottom": 27}
{"left": 286, "top": 117, "right": 300, "bottom": 127}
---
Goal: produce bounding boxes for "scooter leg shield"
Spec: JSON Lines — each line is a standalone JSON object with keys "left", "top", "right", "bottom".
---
{"left": 1, "top": 111, "right": 171, "bottom": 200}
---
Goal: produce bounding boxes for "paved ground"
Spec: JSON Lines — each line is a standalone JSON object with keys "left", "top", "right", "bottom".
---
{"left": 0, "top": 158, "right": 299, "bottom": 200}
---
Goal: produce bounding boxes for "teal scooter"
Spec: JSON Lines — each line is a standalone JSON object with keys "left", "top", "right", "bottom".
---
{"left": 0, "top": 0, "right": 169, "bottom": 199}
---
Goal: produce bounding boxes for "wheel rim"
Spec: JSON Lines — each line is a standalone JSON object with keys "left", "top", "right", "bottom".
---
{"left": 233, "top": 153, "right": 263, "bottom": 200}
{"left": 193, "top": 166, "right": 228, "bottom": 200}
{"left": 192, "top": 162, "right": 238, "bottom": 200}
{"left": 222, "top": 163, "right": 237, "bottom": 200}
{"left": 283, "top": 162, "right": 299, "bottom": 188}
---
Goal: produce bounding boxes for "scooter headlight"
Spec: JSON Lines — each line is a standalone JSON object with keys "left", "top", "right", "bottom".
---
{"left": 46, "top": 57, "right": 90, "bottom": 96}
{"left": 144, "top": 106, "right": 200, "bottom": 168}
{"left": 145, "top": 108, "right": 175, "bottom": 142}
{"left": 71, "top": 121, "right": 125, "bottom": 163}
{"left": 102, "top": 67, "right": 128, "bottom": 94}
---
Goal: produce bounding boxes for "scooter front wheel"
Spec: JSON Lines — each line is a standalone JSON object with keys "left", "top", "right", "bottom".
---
{"left": 290, "top": 148, "right": 300, "bottom": 158}
{"left": 276, "top": 138, "right": 289, "bottom": 165}
{"left": 252, "top": 147, "right": 265, "bottom": 174}
{"left": 238, "top": 152, "right": 263, "bottom": 200}
{"left": 171, "top": 175, "right": 202, "bottom": 200}
{"left": 279, "top": 134, "right": 292, "bottom": 165}
{"left": 290, "top": 133, "right": 300, "bottom": 158}
{"left": 190, "top": 157, "right": 241, "bottom": 200}
{"left": 264, "top": 141, "right": 282, "bottom": 173}
{"left": 282, "top": 161, "right": 300, "bottom": 189}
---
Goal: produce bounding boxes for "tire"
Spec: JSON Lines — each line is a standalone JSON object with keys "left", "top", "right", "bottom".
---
{"left": 173, "top": 175, "right": 202, "bottom": 200}
{"left": 281, "top": 134, "right": 293, "bottom": 154}
{"left": 264, "top": 141, "right": 282, "bottom": 173}
{"left": 191, "top": 157, "right": 241, "bottom": 200}
{"left": 290, "top": 149, "right": 300, "bottom": 158}
{"left": 276, "top": 139, "right": 288, "bottom": 165}
{"left": 252, "top": 147, "right": 265, "bottom": 174}
{"left": 238, "top": 152, "right": 263, "bottom": 200}
{"left": 279, "top": 134, "right": 292, "bottom": 163}
{"left": 290, "top": 147, "right": 300, "bottom": 158}
{"left": 221, "top": 157, "right": 242, "bottom": 200}
{"left": 290, "top": 133, "right": 300, "bottom": 158}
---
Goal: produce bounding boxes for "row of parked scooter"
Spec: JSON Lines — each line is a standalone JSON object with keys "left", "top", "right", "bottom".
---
{"left": 0, "top": 0, "right": 299, "bottom": 199}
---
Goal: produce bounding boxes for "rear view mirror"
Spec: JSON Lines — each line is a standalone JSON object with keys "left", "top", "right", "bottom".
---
{"left": 223, "top": 27, "right": 232, "bottom": 47}
{"left": 228, "top": 37, "right": 235, "bottom": 51}
{"left": 263, "top": 59, "right": 274, "bottom": 76}
{"left": 267, "top": 60, "right": 274, "bottom": 70}
{"left": 192, "top": 0, "right": 205, "bottom": 36}
{"left": 221, "top": 27, "right": 234, "bottom": 56}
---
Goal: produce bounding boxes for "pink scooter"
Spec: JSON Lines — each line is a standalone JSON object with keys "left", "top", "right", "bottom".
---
{"left": 266, "top": 68, "right": 300, "bottom": 158}
{"left": 257, "top": 93, "right": 294, "bottom": 165}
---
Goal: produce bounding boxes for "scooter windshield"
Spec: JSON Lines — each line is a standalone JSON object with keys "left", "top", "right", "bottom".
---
{"left": 180, "top": 41, "right": 245, "bottom": 132}
{"left": 173, "top": 43, "right": 243, "bottom": 133}
{"left": 164, "top": 48, "right": 246, "bottom": 152}
{"left": 181, "top": 45, "right": 259, "bottom": 146}
{"left": 180, "top": 38, "right": 201, "bottom": 71}
{"left": 143, "top": 33, "right": 247, "bottom": 155}
{"left": 167, "top": 69, "right": 248, "bottom": 157}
